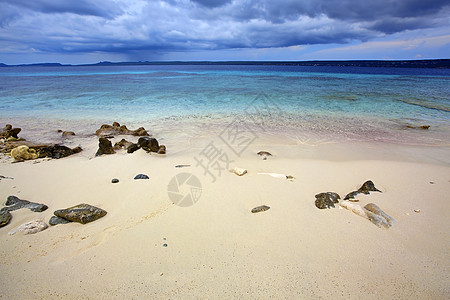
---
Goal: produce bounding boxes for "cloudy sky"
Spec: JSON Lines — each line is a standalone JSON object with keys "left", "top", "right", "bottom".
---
{"left": 0, "top": 0, "right": 449, "bottom": 64}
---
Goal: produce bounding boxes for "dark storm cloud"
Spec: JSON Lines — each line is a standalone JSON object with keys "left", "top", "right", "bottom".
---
{"left": 0, "top": 0, "right": 121, "bottom": 19}
{"left": 190, "top": 0, "right": 231, "bottom": 8}
{"left": 0, "top": 0, "right": 449, "bottom": 61}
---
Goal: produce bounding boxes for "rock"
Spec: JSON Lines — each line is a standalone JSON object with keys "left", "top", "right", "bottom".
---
{"left": 315, "top": 192, "right": 340, "bottom": 209}
{"left": 96, "top": 138, "right": 115, "bottom": 156}
{"left": 344, "top": 191, "right": 359, "bottom": 200}
{"left": 251, "top": 205, "right": 270, "bottom": 213}
{"left": 1, "top": 124, "right": 21, "bottom": 139}
{"left": 38, "top": 145, "right": 82, "bottom": 159}
{"left": 406, "top": 125, "right": 430, "bottom": 130}
{"left": 257, "top": 151, "right": 272, "bottom": 160}
{"left": 364, "top": 203, "right": 395, "bottom": 229}
{"left": 0, "top": 211, "right": 12, "bottom": 227}
{"left": 10, "top": 145, "right": 38, "bottom": 161}
{"left": 54, "top": 203, "right": 107, "bottom": 224}
{"left": 8, "top": 220, "right": 48, "bottom": 235}
{"left": 134, "top": 174, "right": 149, "bottom": 180}
{"left": 358, "top": 180, "right": 381, "bottom": 194}
{"left": 1, "top": 195, "right": 48, "bottom": 213}
{"left": 344, "top": 180, "right": 381, "bottom": 200}
{"left": 137, "top": 137, "right": 159, "bottom": 152}
{"left": 95, "top": 122, "right": 149, "bottom": 137}
{"left": 61, "top": 131, "right": 75, "bottom": 137}
{"left": 175, "top": 164, "right": 191, "bottom": 168}
{"left": 127, "top": 143, "right": 140, "bottom": 153}
{"left": 113, "top": 139, "right": 133, "bottom": 150}
{"left": 111, "top": 178, "right": 119, "bottom": 183}
{"left": 414, "top": 209, "right": 421, "bottom": 213}
{"left": 157, "top": 145, "right": 166, "bottom": 154}
{"left": 49, "top": 215, "right": 72, "bottom": 226}
{"left": 232, "top": 167, "right": 247, "bottom": 176}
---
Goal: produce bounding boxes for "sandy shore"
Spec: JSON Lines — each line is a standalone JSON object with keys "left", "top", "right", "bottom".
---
{"left": 0, "top": 130, "right": 449, "bottom": 299}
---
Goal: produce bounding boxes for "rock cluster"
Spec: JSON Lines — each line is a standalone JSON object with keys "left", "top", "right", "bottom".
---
{"left": 1, "top": 124, "right": 82, "bottom": 161}
{"left": 95, "top": 122, "right": 149, "bottom": 138}
{"left": 1, "top": 124, "right": 21, "bottom": 140}
{"left": 94, "top": 123, "right": 166, "bottom": 156}
{"left": 0, "top": 195, "right": 48, "bottom": 229}
{"left": 315, "top": 180, "right": 394, "bottom": 229}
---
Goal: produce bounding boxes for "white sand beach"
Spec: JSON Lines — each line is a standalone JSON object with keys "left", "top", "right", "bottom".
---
{"left": 1, "top": 127, "right": 450, "bottom": 299}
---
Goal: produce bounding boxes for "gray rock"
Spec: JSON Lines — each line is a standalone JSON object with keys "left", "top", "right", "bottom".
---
{"left": 49, "top": 215, "right": 72, "bottom": 226}
{"left": 134, "top": 174, "right": 149, "bottom": 180}
{"left": 364, "top": 203, "right": 395, "bottom": 229}
{"left": 0, "top": 210, "right": 12, "bottom": 227}
{"left": 315, "top": 192, "right": 340, "bottom": 209}
{"left": 251, "top": 205, "right": 270, "bottom": 213}
{"left": 54, "top": 203, "right": 107, "bottom": 224}
{"left": 1, "top": 195, "right": 48, "bottom": 213}
{"left": 111, "top": 178, "right": 119, "bottom": 183}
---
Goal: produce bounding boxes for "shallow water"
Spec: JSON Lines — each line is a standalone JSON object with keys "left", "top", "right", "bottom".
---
{"left": 0, "top": 65, "right": 449, "bottom": 145}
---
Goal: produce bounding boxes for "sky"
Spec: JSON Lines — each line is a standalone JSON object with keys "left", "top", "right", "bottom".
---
{"left": 0, "top": 0, "right": 449, "bottom": 64}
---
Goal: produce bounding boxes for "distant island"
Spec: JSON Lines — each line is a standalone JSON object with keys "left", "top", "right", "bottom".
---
{"left": 0, "top": 59, "right": 449, "bottom": 69}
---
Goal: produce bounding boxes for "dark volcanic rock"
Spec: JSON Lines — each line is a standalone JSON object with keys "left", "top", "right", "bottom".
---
{"left": 358, "top": 180, "right": 381, "bottom": 194}
{"left": 96, "top": 138, "right": 115, "bottom": 156}
{"left": 111, "top": 178, "right": 119, "bottom": 183}
{"left": 113, "top": 139, "right": 133, "bottom": 150}
{"left": 127, "top": 143, "right": 140, "bottom": 153}
{"left": 0, "top": 210, "right": 12, "bottom": 227}
{"left": 38, "top": 145, "right": 82, "bottom": 159}
{"left": 344, "top": 180, "right": 381, "bottom": 200}
{"left": 49, "top": 215, "right": 72, "bottom": 226}
{"left": 1, "top": 124, "right": 21, "bottom": 139}
{"left": 54, "top": 203, "right": 107, "bottom": 224}
{"left": 95, "top": 122, "right": 149, "bottom": 137}
{"left": 134, "top": 174, "right": 149, "bottom": 180}
{"left": 251, "top": 205, "right": 270, "bottom": 213}
{"left": 1, "top": 195, "right": 48, "bottom": 213}
{"left": 157, "top": 145, "right": 166, "bottom": 154}
{"left": 137, "top": 137, "right": 159, "bottom": 152}
{"left": 315, "top": 192, "right": 340, "bottom": 209}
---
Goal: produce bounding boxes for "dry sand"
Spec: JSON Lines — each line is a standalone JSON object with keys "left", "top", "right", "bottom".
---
{"left": 0, "top": 132, "right": 449, "bottom": 299}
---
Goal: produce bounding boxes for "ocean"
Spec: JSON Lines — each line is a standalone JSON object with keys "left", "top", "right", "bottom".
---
{"left": 0, "top": 64, "right": 449, "bottom": 145}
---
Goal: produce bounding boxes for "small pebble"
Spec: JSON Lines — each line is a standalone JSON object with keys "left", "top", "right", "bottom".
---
{"left": 405, "top": 212, "right": 410, "bottom": 216}
{"left": 429, "top": 181, "right": 435, "bottom": 184}
{"left": 160, "top": 273, "right": 164, "bottom": 276}
{"left": 163, "top": 243, "right": 168, "bottom": 247}
{"left": 134, "top": 174, "right": 149, "bottom": 180}
{"left": 414, "top": 209, "right": 421, "bottom": 213}
{"left": 111, "top": 178, "right": 119, "bottom": 183}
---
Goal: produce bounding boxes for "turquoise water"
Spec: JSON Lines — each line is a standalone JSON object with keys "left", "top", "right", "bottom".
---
{"left": 0, "top": 65, "right": 449, "bottom": 145}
